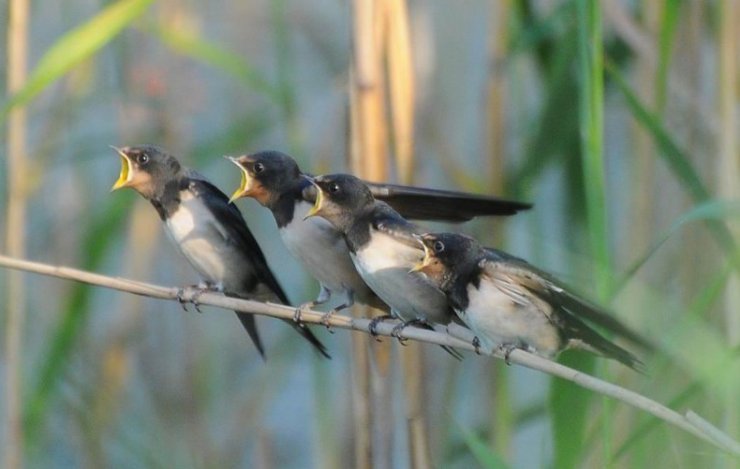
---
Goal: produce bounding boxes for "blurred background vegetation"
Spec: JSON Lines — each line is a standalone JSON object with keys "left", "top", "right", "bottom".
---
{"left": 2, "top": 0, "right": 740, "bottom": 467}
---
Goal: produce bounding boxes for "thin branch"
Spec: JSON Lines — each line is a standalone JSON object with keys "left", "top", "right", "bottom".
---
{"left": 1, "top": 254, "right": 739, "bottom": 457}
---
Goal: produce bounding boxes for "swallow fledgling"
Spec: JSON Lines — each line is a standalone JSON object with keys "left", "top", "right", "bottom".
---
{"left": 110, "top": 145, "right": 330, "bottom": 359}
{"left": 227, "top": 150, "right": 531, "bottom": 326}
{"left": 413, "top": 232, "right": 644, "bottom": 371}
{"left": 300, "top": 173, "right": 456, "bottom": 338}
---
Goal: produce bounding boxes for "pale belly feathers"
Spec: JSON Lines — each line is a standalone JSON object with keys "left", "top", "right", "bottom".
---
{"left": 164, "top": 191, "right": 250, "bottom": 288}
{"left": 460, "top": 279, "right": 561, "bottom": 356}
{"left": 352, "top": 230, "right": 450, "bottom": 324}
{"left": 280, "top": 201, "right": 370, "bottom": 300}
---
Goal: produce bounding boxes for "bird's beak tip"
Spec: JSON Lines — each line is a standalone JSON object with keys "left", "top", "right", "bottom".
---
{"left": 111, "top": 147, "right": 133, "bottom": 191}
{"left": 304, "top": 183, "right": 325, "bottom": 220}
{"left": 229, "top": 158, "right": 255, "bottom": 201}
{"left": 303, "top": 206, "right": 320, "bottom": 220}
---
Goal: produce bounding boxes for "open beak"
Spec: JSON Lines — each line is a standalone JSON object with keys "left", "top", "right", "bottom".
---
{"left": 227, "top": 156, "right": 256, "bottom": 203}
{"left": 304, "top": 179, "right": 325, "bottom": 220}
{"left": 110, "top": 146, "right": 134, "bottom": 191}
{"left": 409, "top": 235, "right": 434, "bottom": 273}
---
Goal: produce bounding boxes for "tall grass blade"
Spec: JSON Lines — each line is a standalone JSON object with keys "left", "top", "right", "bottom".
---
{"left": 454, "top": 420, "right": 510, "bottom": 469}
{"left": 606, "top": 61, "right": 738, "bottom": 257}
{"left": 612, "top": 261, "right": 733, "bottom": 460}
{"left": 24, "top": 198, "right": 131, "bottom": 447}
{"left": 155, "top": 26, "right": 282, "bottom": 105}
{"left": 655, "top": 0, "right": 681, "bottom": 111}
{"left": 614, "top": 200, "right": 740, "bottom": 295}
{"left": 551, "top": 2, "right": 606, "bottom": 468}
{"left": 0, "top": 0, "right": 154, "bottom": 124}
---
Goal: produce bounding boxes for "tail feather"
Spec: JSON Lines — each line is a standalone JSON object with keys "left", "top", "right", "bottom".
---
{"left": 260, "top": 283, "right": 332, "bottom": 360}
{"left": 557, "top": 290, "right": 656, "bottom": 353}
{"left": 229, "top": 278, "right": 332, "bottom": 359}
{"left": 560, "top": 310, "right": 645, "bottom": 373}
{"left": 291, "top": 323, "right": 331, "bottom": 359}
{"left": 234, "top": 312, "right": 266, "bottom": 360}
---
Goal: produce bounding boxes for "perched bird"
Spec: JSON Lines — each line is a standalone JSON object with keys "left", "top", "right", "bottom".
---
{"left": 227, "top": 150, "right": 531, "bottom": 325}
{"left": 110, "top": 145, "right": 329, "bottom": 359}
{"left": 301, "top": 173, "right": 454, "bottom": 335}
{"left": 412, "top": 232, "right": 644, "bottom": 371}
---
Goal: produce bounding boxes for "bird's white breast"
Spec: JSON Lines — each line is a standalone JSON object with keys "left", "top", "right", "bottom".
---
{"left": 280, "top": 201, "right": 367, "bottom": 296}
{"left": 353, "top": 230, "right": 419, "bottom": 273}
{"left": 164, "top": 191, "right": 229, "bottom": 282}
{"left": 463, "top": 277, "right": 560, "bottom": 356}
{"left": 352, "top": 230, "right": 449, "bottom": 323}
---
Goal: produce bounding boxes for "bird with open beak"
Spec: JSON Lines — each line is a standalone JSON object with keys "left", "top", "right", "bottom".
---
{"left": 110, "top": 145, "right": 329, "bottom": 359}
{"left": 227, "top": 150, "right": 531, "bottom": 327}
{"left": 412, "top": 232, "right": 645, "bottom": 371}
{"left": 301, "top": 173, "right": 457, "bottom": 338}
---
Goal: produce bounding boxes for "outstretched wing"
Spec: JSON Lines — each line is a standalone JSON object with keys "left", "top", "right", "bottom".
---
{"left": 366, "top": 181, "right": 532, "bottom": 221}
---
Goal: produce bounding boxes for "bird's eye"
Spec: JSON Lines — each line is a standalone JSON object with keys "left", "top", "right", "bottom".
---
{"left": 254, "top": 162, "right": 265, "bottom": 173}
{"left": 433, "top": 241, "right": 445, "bottom": 253}
{"left": 138, "top": 154, "right": 149, "bottom": 165}
{"left": 329, "top": 182, "right": 340, "bottom": 193}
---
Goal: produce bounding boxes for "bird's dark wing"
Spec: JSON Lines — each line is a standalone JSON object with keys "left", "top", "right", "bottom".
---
{"left": 483, "top": 248, "right": 655, "bottom": 353}
{"left": 188, "top": 178, "right": 331, "bottom": 359}
{"left": 480, "top": 258, "right": 644, "bottom": 371}
{"left": 553, "top": 308, "right": 645, "bottom": 372}
{"left": 189, "top": 178, "right": 290, "bottom": 304}
{"left": 370, "top": 202, "right": 425, "bottom": 248}
{"left": 365, "top": 181, "right": 532, "bottom": 222}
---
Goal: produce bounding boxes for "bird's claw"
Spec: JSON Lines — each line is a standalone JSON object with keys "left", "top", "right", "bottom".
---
{"left": 191, "top": 289, "right": 206, "bottom": 313}
{"left": 499, "top": 343, "right": 518, "bottom": 365}
{"left": 320, "top": 310, "right": 336, "bottom": 333}
{"left": 391, "top": 322, "right": 409, "bottom": 345}
{"left": 368, "top": 315, "right": 393, "bottom": 341}
{"left": 293, "top": 301, "right": 315, "bottom": 324}
{"left": 472, "top": 336, "right": 482, "bottom": 355}
{"left": 177, "top": 283, "right": 220, "bottom": 313}
{"left": 176, "top": 288, "right": 190, "bottom": 312}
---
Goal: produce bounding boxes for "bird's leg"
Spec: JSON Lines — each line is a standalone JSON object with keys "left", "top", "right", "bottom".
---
{"left": 294, "top": 285, "right": 331, "bottom": 323}
{"left": 472, "top": 336, "right": 482, "bottom": 355}
{"left": 320, "top": 291, "right": 354, "bottom": 333}
{"left": 368, "top": 314, "right": 396, "bottom": 340}
{"left": 190, "top": 281, "right": 223, "bottom": 313}
{"left": 176, "top": 282, "right": 221, "bottom": 312}
{"left": 176, "top": 288, "right": 190, "bottom": 312}
{"left": 498, "top": 343, "right": 521, "bottom": 366}
{"left": 391, "top": 318, "right": 429, "bottom": 345}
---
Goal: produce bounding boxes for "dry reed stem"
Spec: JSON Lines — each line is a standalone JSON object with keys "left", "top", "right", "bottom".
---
{"left": 4, "top": 0, "right": 30, "bottom": 468}
{"left": 382, "top": 0, "right": 431, "bottom": 466}
{"left": 350, "top": 1, "right": 392, "bottom": 466}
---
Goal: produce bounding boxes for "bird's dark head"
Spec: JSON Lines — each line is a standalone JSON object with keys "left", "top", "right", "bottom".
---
{"left": 412, "top": 232, "right": 481, "bottom": 288}
{"left": 110, "top": 145, "right": 181, "bottom": 200}
{"left": 304, "top": 174, "right": 375, "bottom": 232}
{"left": 227, "top": 150, "right": 301, "bottom": 207}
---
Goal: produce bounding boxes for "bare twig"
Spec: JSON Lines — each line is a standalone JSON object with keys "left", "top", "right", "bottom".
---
{"left": 0, "top": 254, "right": 739, "bottom": 457}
